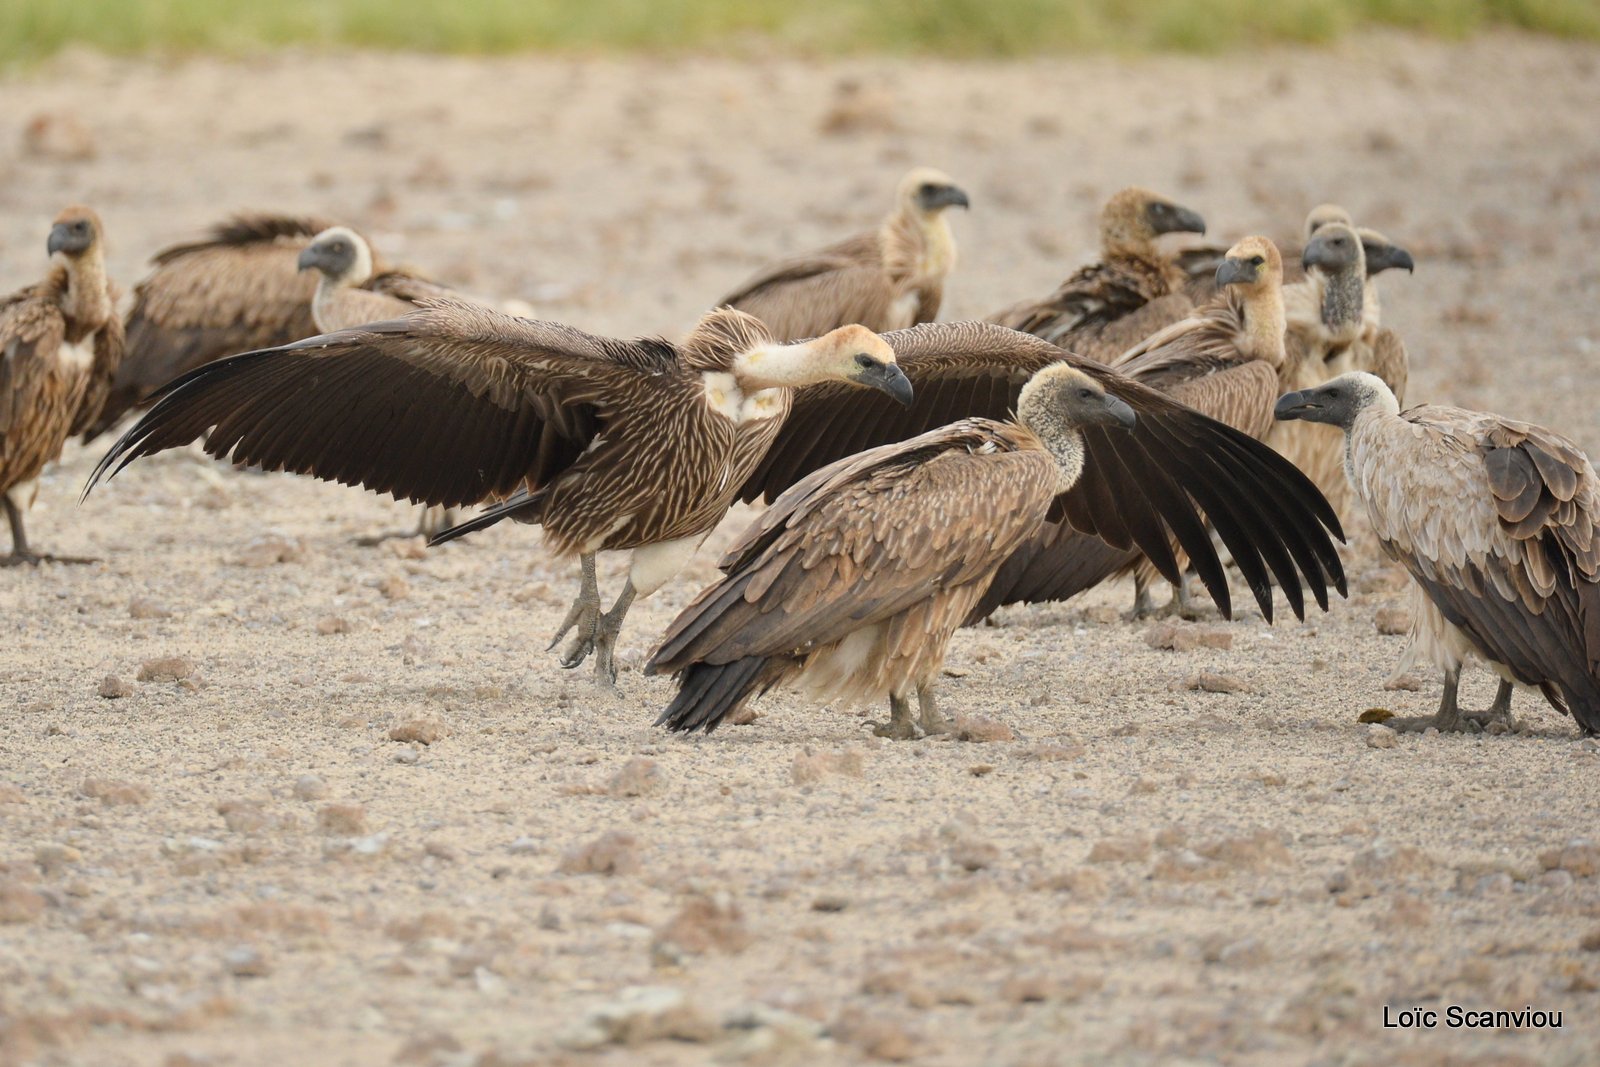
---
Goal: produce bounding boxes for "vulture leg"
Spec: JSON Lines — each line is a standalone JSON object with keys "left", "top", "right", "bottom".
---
{"left": 2, "top": 492, "right": 94, "bottom": 566}
{"left": 1392, "top": 666, "right": 1481, "bottom": 734}
{"left": 917, "top": 685, "right": 952, "bottom": 737}
{"left": 871, "top": 694, "right": 919, "bottom": 741}
{"left": 1126, "top": 574, "right": 1158, "bottom": 621}
{"left": 354, "top": 505, "right": 455, "bottom": 547}
{"left": 550, "top": 553, "right": 604, "bottom": 669}
{"left": 590, "top": 580, "right": 638, "bottom": 688}
{"left": 1466, "top": 679, "right": 1517, "bottom": 732}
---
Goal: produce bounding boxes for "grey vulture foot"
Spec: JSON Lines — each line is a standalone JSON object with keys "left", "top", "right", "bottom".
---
{"left": 1391, "top": 668, "right": 1482, "bottom": 734}
{"left": 550, "top": 554, "right": 604, "bottom": 670}
{"left": 1125, "top": 574, "right": 1158, "bottom": 621}
{"left": 871, "top": 694, "right": 919, "bottom": 741}
{"left": 1465, "top": 679, "right": 1517, "bottom": 733}
{"left": 590, "top": 581, "right": 637, "bottom": 690}
{"left": 918, "top": 685, "right": 952, "bottom": 737}
{"left": 2, "top": 497, "right": 93, "bottom": 566}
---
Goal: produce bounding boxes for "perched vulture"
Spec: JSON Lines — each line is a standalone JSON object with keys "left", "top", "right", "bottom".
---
{"left": 717, "top": 168, "right": 968, "bottom": 340}
{"left": 987, "top": 187, "right": 1207, "bottom": 360}
{"left": 84, "top": 306, "right": 914, "bottom": 685}
{"left": 655, "top": 332, "right": 1345, "bottom": 738}
{"left": 1324, "top": 225, "right": 1413, "bottom": 404}
{"left": 81, "top": 213, "right": 442, "bottom": 441}
{"left": 1276, "top": 373, "right": 1600, "bottom": 735}
{"left": 1180, "top": 204, "right": 1414, "bottom": 303}
{"left": 735, "top": 320, "right": 1344, "bottom": 636}
{"left": 1, "top": 206, "right": 124, "bottom": 564}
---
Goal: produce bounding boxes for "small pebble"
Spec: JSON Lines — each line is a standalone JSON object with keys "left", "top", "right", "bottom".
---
{"left": 136, "top": 656, "right": 195, "bottom": 683}
{"left": 292, "top": 775, "right": 328, "bottom": 801}
{"left": 389, "top": 716, "right": 446, "bottom": 744}
{"left": 1366, "top": 724, "right": 1399, "bottom": 749}
{"left": 224, "top": 944, "right": 271, "bottom": 977}
{"left": 97, "top": 674, "right": 134, "bottom": 699}
{"left": 318, "top": 803, "right": 367, "bottom": 836}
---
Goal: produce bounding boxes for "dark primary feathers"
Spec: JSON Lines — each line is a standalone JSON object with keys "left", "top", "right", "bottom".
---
{"left": 738, "top": 321, "right": 1344, "bottom": 623}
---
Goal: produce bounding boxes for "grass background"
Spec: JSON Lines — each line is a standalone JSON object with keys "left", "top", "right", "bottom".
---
{"left": 3, "top": 0, "right": 1598, "bottom": 62}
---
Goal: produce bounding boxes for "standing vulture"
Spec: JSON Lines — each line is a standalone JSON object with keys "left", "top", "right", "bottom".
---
{"left": 987, "top": 187, "right": 1207, "bottom": 360}
{"left": 656, "top": 326, "right": 1345, "bottom": 738}
{"left": 80, "top": 213, "right": 445, "bottom": 441}
{"left": 2, "top": 206, "right": 124, "bottom": 564}
{"left": 1275, "top": 373, "right": 1600, "bottom": 735}
{"left": 717, "top": 168, "right": 968, "bottom": 340}
{"left": 84, "top": 306, "right": 914, "bottom": 685}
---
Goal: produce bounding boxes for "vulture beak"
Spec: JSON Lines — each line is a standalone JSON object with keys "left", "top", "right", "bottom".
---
{"left": 296, "top": 246, "right": 326, "bottom": 273}
{"left": 1099, "top": 394, "right": 1138, "bottom": 431}
{"left": 47, "top": 223, "right": 91, "bottom": 256}
{"left": 1273, "top": 390, "right": 1316, "bottom": 421}
{"left": 1161, "top": 206, "right": 1208, "bottom": 237}
{"left": 1214, "top": 257, "right": 1257, "bottom": 288}
{"left": 1364, "top": 242, "right": 1415, "bottom": 276}
{"left": 920, "top": 184, "right": 971, "bottom": 212}
{"left": 856, "top": 361, "right": 915, "bottom": 407}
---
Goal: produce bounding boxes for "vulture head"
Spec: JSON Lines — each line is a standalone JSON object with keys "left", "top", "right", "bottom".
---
{"left": 1302, "top": 222, "right": 1366, "bottom": 278}
{"left": 819, "top": 324, "right": 915, "bottom": 406}
{"left": 899, "top": 168, "right": 970, "bottom": 216}
{"left": 1215, "top": 235, "right": 1283, "bottom": 292}
{"left": 1302, "top": 203, "right": 1354, "bottom": 242}
{"left": 1018, "top": 364, "right": 1137, "bottom": 439}
{"left": 730, "top": 320, "right": 912, "bottom": 406}
{"left": 1100, "top": 188, "right": 1206, "bottom": 257}
{"left": 1357, "top": 228, "right": 1416, "bottom": 277}
{"left": 297, "top": 226, "right": 375, "bottom": 287}
{"left": 1274, "top": 371, "right": 1398, "bottom": 430}
{"left": 47, "top": 205, "right": 104, "bottom": 259}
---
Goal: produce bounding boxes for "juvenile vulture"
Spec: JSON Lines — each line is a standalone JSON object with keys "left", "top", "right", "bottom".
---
{"left": 718, "top": 168, "right": 968, "bottom": 340}
{"left": 84, "top": 305, "right": 914, "bottom": 685}
{"left": 1276, "top": 373, "right": 1600, "bottom": 735}
{"left": 656, "top": 331, "right": 1345, "bottom": 738}
{"left": 987, "top": 187, "right": 1207, "bottom": 360}
{"left": 734, "top": 321, "right": 1344, "bottom": 636}
{"left": 2, "top": 206, "right": 124, "bottom": 564}
{"left": 973, "top": 236, "right": 1292, "bottom": 619}
{"left": 80, "top": 213, "right": 443, "bottom": 441}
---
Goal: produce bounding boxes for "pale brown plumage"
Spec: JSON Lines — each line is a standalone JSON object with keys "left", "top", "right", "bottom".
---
{"left": 718, "top": 168, "right": 968, "bottom": 340}
{"left": 82, "top": 213, "right": 444, "bottom": 441}
{"left": 2, "top": 206, "right": 124, "bottom": 563}
{"left": 1276, "top": 373, "right": 1600, "bottom": 735}
{"left": 975, "top": 236, "right": 1294, "bottom": 620}
{"left": 736, "top": 320, "right": 1344, "bottom": 633}
{"left": 85, "top": 305, "right": 913, "bottom": 684}
{"left": 987, "top": 187, "right": 1207, "bottom": 360}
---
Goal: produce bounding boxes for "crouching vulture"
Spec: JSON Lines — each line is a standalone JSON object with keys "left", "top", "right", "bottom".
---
{"left": 2, "top": 206, "right": 124, "bottom": 564}
{"left": 83, "top": 305, "right": 913, "bottom": 685}
{"left": 649, "top": 322, "right": 1347, "bottom": 738}
{"left": 718, "top": 168, "right": 968, "bottom": 340}
{"left": 1276, "top": 373, "right": 1600, "bottom": 735}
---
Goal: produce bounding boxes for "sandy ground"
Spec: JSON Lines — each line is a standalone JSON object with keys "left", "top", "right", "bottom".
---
{"left": 3, "top": 31, "right": 1600, "bottom": 1067}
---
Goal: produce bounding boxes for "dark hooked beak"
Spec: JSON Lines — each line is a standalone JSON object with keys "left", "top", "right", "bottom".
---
{"left": 860, "top": 362, "right": 915, "bottom": 407}
{"left": 1363, "top": 242, "right": 1415, "bottom": 276}
{"left": 921, "top": 185, "right": 971, "bottom": 211}
{"left": 1215, "top": 257, "right": 1256, "bottom": 288}
{"left": 296, "top": 247, "right": 325, "bottom": 273}
{"left": 1161, "top": 206, "right": 1207, "bottom": 237}
{"left": 1273, "top": 390, "right": 1316, "bottom": 421}
{"left": 47, "top": 223, "right": 90, "bottom": 256}
{"left": 1100, "top": 394, "right": 1138, "bottom": 431}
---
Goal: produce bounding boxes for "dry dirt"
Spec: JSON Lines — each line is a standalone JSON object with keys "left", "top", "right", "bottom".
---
{"left": 3, "top": 32, "right": 1600, "bottom": 1067}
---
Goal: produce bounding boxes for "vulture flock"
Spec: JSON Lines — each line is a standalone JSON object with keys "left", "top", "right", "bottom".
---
{"left": 5, "top": 170, "right": 1597, "bottom": 741}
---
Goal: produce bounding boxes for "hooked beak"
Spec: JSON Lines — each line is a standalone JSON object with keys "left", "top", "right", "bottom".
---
{"left": 295, "top": 247, "right": 325, "bottom": 273}
{"left": 1364, "top": 242, "right": 1415, "bottom": 276}
{"left": 1161, "top": 206, "right": 1207, "bottom": 237}
{"left": 1100, "top": 394, "right": 1138, "bottom": 431}
{"left": 1215, "top": 257, "right": 1256, "bottom": 288}
{"left": 47, "top": 223, "right": 90, "bottom": 257}
{"left": 920, "top": 185, "right": 971, "bottom": 212}
{"left": 858, "top": 362, "right": 915, "bottom": 408}
{"left": 1273, "top": 390, "right": 1317, "bottom": 421}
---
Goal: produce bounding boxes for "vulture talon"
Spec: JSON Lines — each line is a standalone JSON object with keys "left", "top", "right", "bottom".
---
{"left": 917, "top": 687, "right": 952, "bottom": 737}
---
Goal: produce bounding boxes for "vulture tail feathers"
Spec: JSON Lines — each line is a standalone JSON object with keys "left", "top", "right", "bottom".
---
{"left": 655, "top": 656, "right": 780, "bottom": 735}
{"left": 428, "top": 489, "right": 546, "bottom": 546}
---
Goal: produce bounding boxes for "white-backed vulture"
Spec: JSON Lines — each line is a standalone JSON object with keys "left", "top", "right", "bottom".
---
{"left": 2, "top": 206, "right": 124, "bottom": 564}
{"left": 987, "top": 187, "right": 1207, "bottom": 360}
{"left": 717, "top": 168, "right": 968, "bottom": 340}
{"left": 735, "top": 321, "right": 1345, "bottom": 632}
{"left": 81, "top": 213, "right": 444, "bottom": 441}
{"left": 84, "top": 306, "right": 914, "bottom": 684}
{"left": 968, "top": 236, "right": 1294, "bottom": 621}
{"left": 1276, "top": 373, "right": 1600, "bottom": 735}
{"left": 1180, "top": 204, "right": 1413, "bottom": 303}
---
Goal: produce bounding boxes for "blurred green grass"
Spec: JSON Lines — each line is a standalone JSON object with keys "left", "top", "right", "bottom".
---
{"left": 3, "top": 0, "right": 1597, "bottom": 62}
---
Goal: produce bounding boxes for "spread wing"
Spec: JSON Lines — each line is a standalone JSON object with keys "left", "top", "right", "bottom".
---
{"left": 84, "top": 301, "right": 681, "bottom": 510}
{"left": 0, "top": 287, "right": 66, "bottom": 440}
{"left": 738, "top": 321, "right": 1344, "bottom": 622}
{"left": 718, "top": 233, "right": 891, "bottom": 340}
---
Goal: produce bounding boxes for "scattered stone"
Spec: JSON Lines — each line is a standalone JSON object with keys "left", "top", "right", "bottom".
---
{"left": 391, "top": 1032, "right": 463, "bottom": 1065}
{"left": 223, "top": 944, "right": 270, "bottom": 977}
{"left": 1151, "top": 849, "right": 1228, "bottom": 883}
{"left": 1375, "top": 606, "right": 1412, "bottom": 635}
{"left": 953, "top": 714, "right": 1014, "bottom": 743}
{"left": 1540, "top": 839, "right": 1600, "bottom": 878}
{"left": 558, "top": 831, "right": 640, "bottom": 876}
{"left": 137, "top": 656, "right": 195, "bottom": 682}
{"left": 236, "top": 536, "right": 306, "bottom": 567}
{"left": 424, "top": 840, "right": 461, "bottom": 863}
{"left": 607, "top": 757, "right": 665, "bottom": 797}
{"left": 791, "top": 746, "right": 865, "bottom": 786}
{"left": 556, "top": 986, "right": 716, "bottom": 1049}
{"left": 1030, "top": 868, "right": 1109, "bottom": 898}
{"left": 34, "top": 844, "right": 81, "bottom": 874}
{"left": 0, "top": 882, "right": 47, "bottom": 923}
{"left": 315, "top": 615, "right": 351, "bottom": 635}
{"left": 811, "top": 895, "right": 849, "bottom": 913}
{"left": 1019, "top": 741, "right": 1086, "bottom": 762}
{"left": 1366, "top": 724, "right": 1399, "bottom": 749}
{"left": 128, "top": 597, "right": 172, "bottom": 620}
{"left": 1201, "top": 935, "right": 1271, "bottom": 968}
{"left": 79, "top": 778, "right": 149, "bottom": 806}
{"left": 1087, "top": 835, "right": 1151, "bottom": 864}
{"left": 1351, "top": 840, "right": 1434, "bottom": 881}
{"left": 947, "top": 836, "right": 999, "bottom": 872}
{"left": 97, "top": 674, "right": 134, "bottom": 699}
{"left": 967, "top": 764, "right": 995, "bottom": 777}
{"left": 389, "top": 715, "right": 446, "bottom": 745}
{"left": 217, "top": 799, "right": 269, "bottom": 834}
{"left": 393, "top": 748, "right": 420, "bottom": 766}
{"left": 654, "top": 893, "right": 751, "bottom": 957}
{"left": 317, "top": 803, "right": 367, "bottom": 837}
{"left": 1188, "top": 672, "right": 1247, "bottom": 694}
{"left": 1146, "top": 622, "right": 1232, "bottom": 652}
{"left": 720, "top": 1005, "right": 828, "bottom": 1063}
{"left": 831, "top": 1007, "right": 916, "bottom": 1062}
{"left": 378, "top": 575, "right": 410, "bottom": 600}
{"left": 292, "top": 775, "right": 328, "bottom": 801}
{"left": 1384, "top": 675, "right": 1424, "bottom": 692}
{"left": 1195, "top": 829, "right": 1291, "bottom": 871}
{"left": 1579, "top": 929, "right": 1600, "bottom": 952}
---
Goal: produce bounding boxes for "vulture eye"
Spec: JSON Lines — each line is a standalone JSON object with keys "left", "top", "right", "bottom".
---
{"left": 918, "top": 183, "right": 938, "bottom": 198}
{"left": 1151, "top": 204, "right": 1169, "bottom": 215}
{"left": 854, "top": 353, "right": 877, "bottom": 369}
{"left": 1077, "top": 387, "right": 1094, "bottom": 400}
{"left": 1250, "top": 255, "right": 1265, "bottom": 267}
